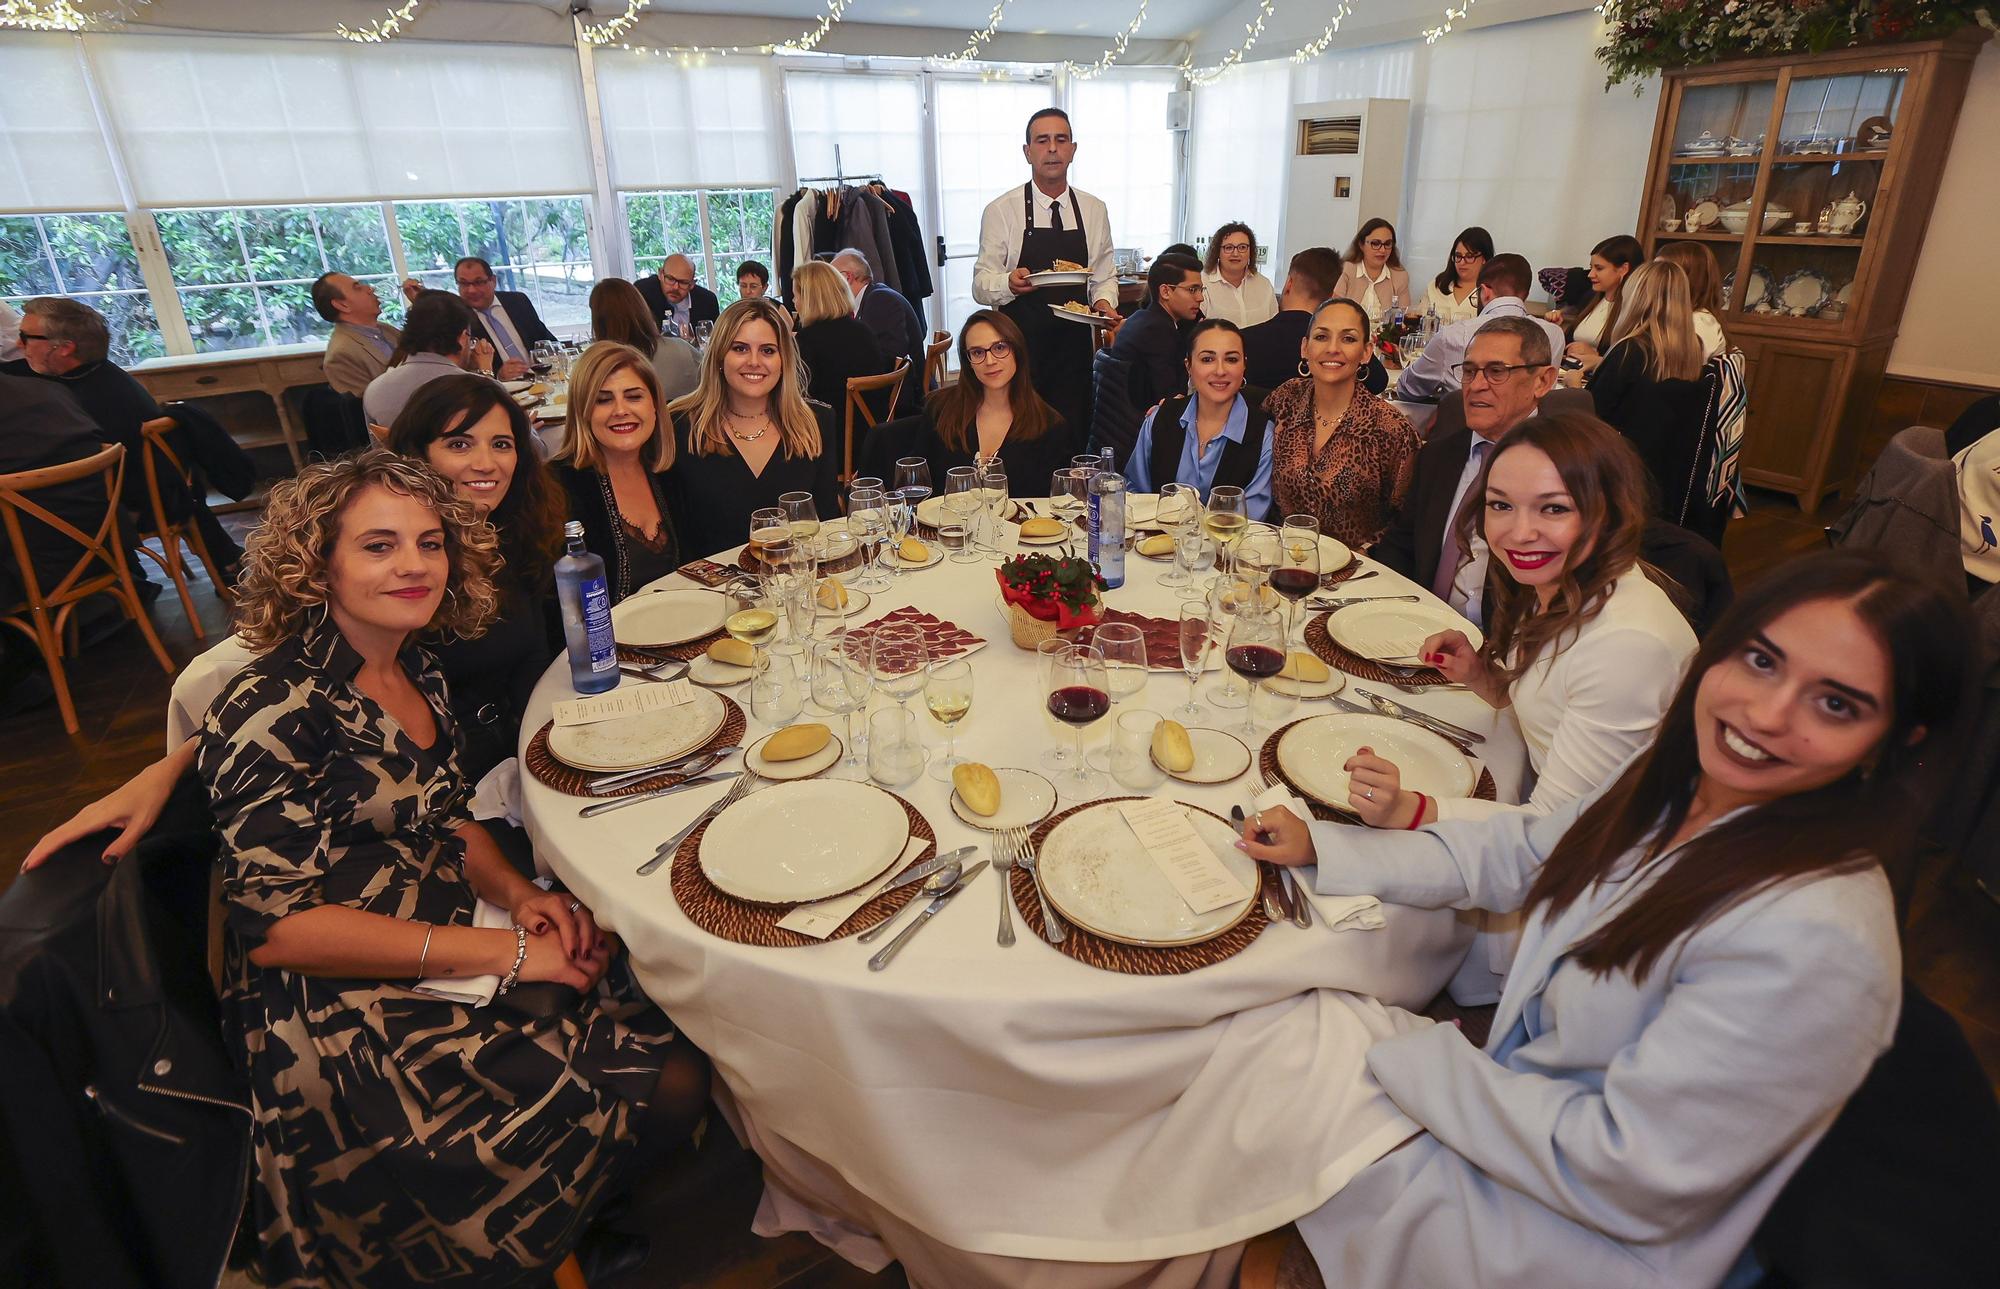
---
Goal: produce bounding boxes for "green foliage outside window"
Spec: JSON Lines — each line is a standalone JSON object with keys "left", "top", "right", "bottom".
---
{"left": 1, "top": 213, "right": 162, "bottom": 363}
{"left": 624, "top": 188, "right": 775, "bottom": 307}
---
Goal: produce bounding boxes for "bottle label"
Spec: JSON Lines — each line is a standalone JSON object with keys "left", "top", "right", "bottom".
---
{"left": 580, "top": 577, "right": 616, "bottom": 673}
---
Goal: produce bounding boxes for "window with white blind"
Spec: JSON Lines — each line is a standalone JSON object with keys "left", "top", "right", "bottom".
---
{"left": 0, "top": 35, "right": 122, "bottom": 214}
{"left": 1070, "top": 70, "right": 1183, "bottom": 265}
{"left": 785, "top": 70, "right": 929, "bottom": 216}
{"left": 398, "top": 196, "right": 595, "bottom": 328}
{"left": 596, "top": 53, "right": 782, "bottom": 189}
{"left": 1188, "top": 61, "right": 1294, "bottom": 267}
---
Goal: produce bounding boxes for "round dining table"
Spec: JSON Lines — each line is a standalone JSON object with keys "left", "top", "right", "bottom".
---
{"left": 521, "top": 520, "right": 1529, "bottom": 1289}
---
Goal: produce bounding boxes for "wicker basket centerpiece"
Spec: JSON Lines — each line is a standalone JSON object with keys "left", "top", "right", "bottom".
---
{"left": 995, "top": 551, "right": 1104, "bottom": 650}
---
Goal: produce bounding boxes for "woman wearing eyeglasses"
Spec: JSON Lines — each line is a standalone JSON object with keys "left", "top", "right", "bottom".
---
{"left": 1420, "top": 226, "right": 1494, "bottom": 326}
{"left": 1199, "top": 222, "right": 1279, "bottom": 327}
{"left": 902, "top": 309, "right": 1074, "bottom": 494}
{"left": 1333, "top": 218, "right": 1411, "bottom": 330}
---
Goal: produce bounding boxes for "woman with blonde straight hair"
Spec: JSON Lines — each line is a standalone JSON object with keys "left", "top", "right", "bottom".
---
{"left": 1653, "top": 241, "right": 1728, "bottom": 359}
{"left": 549, "top": 341, "right": 682, "bottom": 600}
{"left": 665, "top": 296, "right": 841, "bottom": 557}
{"left": 789, "top": 259, "right": 892, "bottom": 413}
{"left": 1588, "top": 260, "right": 1714, "bottom": 527}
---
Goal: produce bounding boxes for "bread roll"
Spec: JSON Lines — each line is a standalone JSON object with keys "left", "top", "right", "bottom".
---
{"left": 1135, "top": 533, "right": 1175, "bottom": 557}
{"left": 1150, "top": 719, "right": 1195, "bottom": 773}
{"left": 762, "top": 723, "right": 831, "bottom": 762}
{"left": 951, "top": 763, "right": 1003, "bottom": 817}
{"left": 1279, "top": 651, "right": 1330, "bottom": 683}
{"left": 707, "top": 638, "right": 756, "bottom": 668}
{"left": 1020, "top": 517, "right": 1066, "bottom": 539}
{"left": 816, "top": 577, "right": 848, "bottom": 609}
{"left": 898, "top": 537, "right": 930, "bottom": 563}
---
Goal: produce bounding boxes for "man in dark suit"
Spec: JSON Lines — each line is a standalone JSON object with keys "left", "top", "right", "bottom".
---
{"left": 401, "top": 256, "right": 556, "bottom": 380}
{"left": 834, "top": 247, "right": 926, "bottom": 413}
{"left": 1107, "top": 252, "right": 1202, "bottom": 411}
{"left": 1371, "top": 316, "right": 1557, "bottom": 628}
{"left": 1242, "top": 247, "right": 1342, "bottom": 391}
{"left": 634, "top": 254, "right": 721, "bottom": 339}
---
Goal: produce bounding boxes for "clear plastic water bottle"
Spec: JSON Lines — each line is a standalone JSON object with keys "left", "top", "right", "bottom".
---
{"left": 1088, "top": 469, "right": 1126, "bottom": 590}
{"left": 555, "top": 520, "right": 618, "bottom": 694}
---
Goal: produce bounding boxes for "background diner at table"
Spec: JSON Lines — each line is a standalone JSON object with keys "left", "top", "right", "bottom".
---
{"left": 4, "top": 6, "right": 1997, "bottom": 1288}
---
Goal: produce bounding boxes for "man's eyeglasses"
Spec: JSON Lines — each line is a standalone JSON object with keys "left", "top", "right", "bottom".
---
{"left": 1364, "top": 238, "right": 1395, "bottom": 249}
{"left": 1451, "top": 251, "right": 1485, "bottom": 263}
{"left": 662, "top": 271, "right": 695, "bottom": 288}
{"left": 16, "top": 330, "right": 50, "bottom": 343}
{"left": 1171, "top": 282, "right": 1207, "bottom": 296}
{"left": 1455, "top": 361, "right": 1546, "bottom": 386}
{"left": 966, "top": 341, "right": 1013, "bottom": 364}
{"left": 455, "top": 274, "right": 494, "bottom": 288}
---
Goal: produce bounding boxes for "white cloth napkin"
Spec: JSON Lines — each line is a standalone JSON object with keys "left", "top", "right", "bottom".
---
{"left": 470, "top": 756, "right": 523, "bottom": 826}
{"left": 777, "top": 834, "right": 928, "bottom": 940}
{"left": 1251, "top": 784, "right": 1386, "bottom": 932}
{"left": 413, "top": 898, "right": 514, "bottom": 1006}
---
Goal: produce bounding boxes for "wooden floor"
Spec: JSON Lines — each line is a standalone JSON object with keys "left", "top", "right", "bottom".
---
{"left": 6, "top": 451, "right": 1998, "bottom": 1287}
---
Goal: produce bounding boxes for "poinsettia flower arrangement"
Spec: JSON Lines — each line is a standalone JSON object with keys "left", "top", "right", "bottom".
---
{"left": 1595, "top": 0, "right": 1992, "bottom": 88}
{"left": 997, "top": 551, "right": 1105, "bottom": 629}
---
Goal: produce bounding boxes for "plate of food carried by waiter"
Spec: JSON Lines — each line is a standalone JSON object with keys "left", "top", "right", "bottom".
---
{"left": 973, "top": 106, "right": 1122, "bottom": 438}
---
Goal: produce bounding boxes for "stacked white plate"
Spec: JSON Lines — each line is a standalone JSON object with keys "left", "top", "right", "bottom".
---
{"left": 1274, "top": 713, "right": 1476, "bottom": 815}
{"left": 546, "top": 688, "right": 727, "bottom": 772}
{"left": 1034, "top": 802, "right": 1258, "bottom": 947}
{"left": 699, "top": 780, "right": 911, "bottom": 904}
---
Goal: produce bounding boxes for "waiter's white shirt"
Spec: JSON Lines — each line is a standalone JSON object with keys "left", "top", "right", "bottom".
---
{"left": 473, "top": 299, "right": 528, "bottom": 362}
{"left": 971, "top": 182, "right": 1118, "bottom": 311}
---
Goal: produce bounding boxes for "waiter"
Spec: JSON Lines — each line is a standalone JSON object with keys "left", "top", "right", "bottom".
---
{"left": 973, "top": 107, "right": 1120, "bottom": 443}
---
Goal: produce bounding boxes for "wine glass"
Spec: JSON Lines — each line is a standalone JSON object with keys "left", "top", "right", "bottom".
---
{"left": 1174, "top": 528, "right": 1217, "bottom": 601}
{"left": 1223, "top": 598, "right": 1286, "bottom": 737}
{"left": 1036, "top": 637, "right": 1078, "bottom": 773}
{"left": 692, "top": 320, "right": 713, "bottom": 349}
{"left": 1046, "top": 643, "right": 1110, "bottom": 798}
{"left": 723, "top": 576, "right": 779, "bottom": 673}
{"left": 779, "top": 490, "right": 821, "bottom": 548}
{"left": 1175, "top": 602, "right": 1213, "bottom": 723}
{"left": 1050, "top": 467, "right": 1087, "bottom": 528}
{"left": 894, "top": 456, "right": 933, "bottom": 516}
{"left": 847, "top": 485, "right": 890, "bottom": 591}
{"left": 748, "top": 505, "right": 791, "bottom": 570}
{"left": 869, "top": 623, "right": 929, "bottom": 714}
{"left": 809, "top": 635, "right": 871, "bottom": 780}
{"left": 976, "top": 461, "right": 1009, "bottom": 555}
{"left": 942, "top": 465, "right": 980, "bottom": 564}
{"left": 1085, "top": 621, "right": 1148, "bottom": 771}
{"left": 1273, "top": 515, "right": 1322, "bottom": 650}
{"left": 924, "top": 657, "right": 974, "bottom": 779}
{"left": 1204, "top": 485, "right": 1248, "bottom": 574}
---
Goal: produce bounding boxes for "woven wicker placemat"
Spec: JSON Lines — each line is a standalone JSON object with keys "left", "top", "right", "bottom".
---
{"left": 736, "top": 546, "right": 865, "bottom": 578}
{"left": 1303, "top": 611, "right": 1447, "bottom": 687}
{"left": 1009, "top": 797, "right": 1272, "bottom": 976}
{"left": 1319, "top": 561, "right": 1362, "bottom": 590}
{"left": 524, "top": 696, "right": 746, "bottom": 798}
{"left": 671, "top": 792, "right": 937, "bottom": 947}
{"left": 617, "top": 628, "right": 729, "bottom": 664}
{"left": 1258, "top": 719, "right": 1497, "bottom": 823}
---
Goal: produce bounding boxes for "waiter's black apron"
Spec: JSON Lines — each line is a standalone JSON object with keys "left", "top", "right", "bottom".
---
{"left": 1000, "top": 185, "right": 1095, "bottom": 444}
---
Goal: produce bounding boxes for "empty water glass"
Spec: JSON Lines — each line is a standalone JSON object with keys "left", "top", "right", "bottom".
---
{"left": 1111, "top": 709, "right": 1167, "bottom": 790}
{"left": 750, "top": 644, "right": 805, "bottom": 726}
{"left": 867, "top": 707, "right": 926, "bottom": 787}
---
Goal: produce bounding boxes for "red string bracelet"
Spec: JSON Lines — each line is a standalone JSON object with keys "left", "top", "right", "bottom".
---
{"left": 1405, "top": 793, "right": 1429, "bottom": 829}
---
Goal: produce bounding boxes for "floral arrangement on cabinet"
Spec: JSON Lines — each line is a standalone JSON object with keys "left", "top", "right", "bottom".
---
{"left": 1595, "top": 1, "right": 1994, "bottom": 88}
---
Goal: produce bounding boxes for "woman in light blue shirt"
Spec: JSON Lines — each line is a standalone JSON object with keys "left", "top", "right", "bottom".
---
{"left": 1239, "top": 549, "right": 1969, "bottom": 1289}
{"left": 1122, "top": 318, "right": 1275, "bottom": 522}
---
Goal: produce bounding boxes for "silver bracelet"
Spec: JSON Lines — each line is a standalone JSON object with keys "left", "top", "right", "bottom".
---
{"left": 416, "top": 924, "right": 435, "bottom": 978}
{"left": 498, "top": 925, "right": 529, "bottom": 995}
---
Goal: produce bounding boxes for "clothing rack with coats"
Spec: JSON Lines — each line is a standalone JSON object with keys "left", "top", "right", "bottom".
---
{"left": 776, "top": 178, "right": 932, "bottom": 308}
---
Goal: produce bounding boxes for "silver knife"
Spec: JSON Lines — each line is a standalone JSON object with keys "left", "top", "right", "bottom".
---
{"left": 868, "top": 861, "right": 990, "bottom": 971}
{"left": 1231, "top": 804, "right": 1293, "bottom": 924}
{"left": 880, "top": 846, "right": 979, "bottom": 895}
{"left": 1355, "top": 687, "right": 1486, "bottom": 745}
{"left": 579, "top": 771, "right": 736, "bottom": 818}
{"left": 588, "top": 746, "right": 733, "bottom": 793}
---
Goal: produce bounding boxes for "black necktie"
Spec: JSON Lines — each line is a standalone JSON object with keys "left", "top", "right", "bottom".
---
{"left": 1050, "top": 201, "right": 1064, "bottom": 232}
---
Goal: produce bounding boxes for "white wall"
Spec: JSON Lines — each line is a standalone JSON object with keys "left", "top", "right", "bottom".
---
{"left": 1888, "top": 39, "right": 2000, "bottom": 388}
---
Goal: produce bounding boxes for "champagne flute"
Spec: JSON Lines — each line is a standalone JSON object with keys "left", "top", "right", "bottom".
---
{"left": 776, "top": 540, "right": 819, "bottom": 643}
{"left": 1204, "top": 578, "right": 1247, "bottom": 710}
{"left": 869, "top": 623, "right": 929, "bottom": 714}
{"left": 884, "top": 488, "right": 915, "bottom": 579}
{"left": 847, "top": 485, "right": 890, "bottom": 591}
{"left": 1175, "top": 528, "right": 1217, "bottom": 601}
{"left": 924, "top": 657, "right": 974, "bottom": 779}
{"left": 942, "top": 465, "right": 980, "bottom": 564}
{"left": 1204, "top": 485, "right": 1249, "bottom": 575}
{"left": 1223, "top": 599, "right": 1286, "bottom": 737}
{"left": 1273, "top": 514, "right": 1322, "bottom": 651}
{"left": 1085, "top": 621, "right": 1148, "bottom": 771}
{"left": 809, "top": 634, "right": 871, "bottom": 780}
{"left": 977, "top": 461, "right": 1009, "bottom": 556}
{"left": 1046, "top": 643, "right": 1110, "bottom": 798}
{"left": 1175, "top": 602, "right": 1212, "bottom": 723}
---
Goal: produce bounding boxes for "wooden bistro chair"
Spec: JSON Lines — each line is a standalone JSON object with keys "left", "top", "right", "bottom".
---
{"left": 137, "top": 415, "right": 233, "bottom": 639}
{"left": 923, "top": 329, "right": 953, "bottom": 394}
{"left": 842, "top": 358, "right": 913, "bottom": 485}
{"left": 1, "top": 442, "right": 176, "bottom": 734}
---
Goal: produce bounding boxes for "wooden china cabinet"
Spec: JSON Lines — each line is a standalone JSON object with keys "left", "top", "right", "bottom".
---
{"left": 1635, "top": 30, "right": 1987, "bottom": 506}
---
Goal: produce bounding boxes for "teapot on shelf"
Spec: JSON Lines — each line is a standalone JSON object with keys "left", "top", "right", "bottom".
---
{"left": 1828, "top": 191, "right": 1869, "bottom": 236}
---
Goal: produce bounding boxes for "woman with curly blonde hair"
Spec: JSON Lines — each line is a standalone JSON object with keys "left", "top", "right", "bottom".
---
{"left": 195, "top": 449, "right": 700, "bottom": 1288}
{"left": 665, "top": 295, "right": 841, "bottom": 556}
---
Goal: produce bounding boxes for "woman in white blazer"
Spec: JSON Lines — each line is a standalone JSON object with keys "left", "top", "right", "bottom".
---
{"left": 1239, "top": 548, "right": 1970, "bottom": 1289}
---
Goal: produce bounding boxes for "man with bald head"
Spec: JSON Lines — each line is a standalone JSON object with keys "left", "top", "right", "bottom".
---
{"left": 635, "top": 252, "right": 720, "bottom": 338}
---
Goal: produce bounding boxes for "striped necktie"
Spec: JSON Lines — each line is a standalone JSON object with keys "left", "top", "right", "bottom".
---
{"left": 484, "top": 306, "right": 523, "bottom": 362}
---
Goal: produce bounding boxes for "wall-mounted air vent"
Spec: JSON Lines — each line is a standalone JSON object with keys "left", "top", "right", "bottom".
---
{"left": 1298, "top": 116, "right": 1362, "bottom": 156}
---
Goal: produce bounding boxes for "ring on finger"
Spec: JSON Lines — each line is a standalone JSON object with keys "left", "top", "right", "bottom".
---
{"left": 568, "top": 900, "right": 581, "bottom": 913}
{"left": 1363, "top": 788, "right": 1375, "bottom": 801}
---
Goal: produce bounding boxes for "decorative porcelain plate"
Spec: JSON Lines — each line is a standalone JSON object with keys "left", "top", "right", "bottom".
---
{"left": 546, "top": 688, "right": 727, "bottom": 773}
{"left": 1275, "top": 713, "right": 1476, "bottom": 816}
{"left": 1035, "top": 801, "right": 1258, "bottom": 947}
{"left": 698, "top": 779, "right": 909, "bottom": 904}
{"left": 1779, "top": 268, "right": 1832, "bottom": 314}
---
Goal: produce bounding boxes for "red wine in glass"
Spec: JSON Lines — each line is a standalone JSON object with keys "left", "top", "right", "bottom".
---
{"left": 1269, "top": 567, "right": 1318, "bottom": 602}
{"left": 1048, "top": 685, "right": 1111, "bottom": 726}
{"left": 1225, "top": 643, "right": 1286, "bottom": 681}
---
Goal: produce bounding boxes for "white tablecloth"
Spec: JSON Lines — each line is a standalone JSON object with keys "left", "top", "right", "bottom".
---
{"left": 521, "top": 533, "right": 1528, "bottom": 1281}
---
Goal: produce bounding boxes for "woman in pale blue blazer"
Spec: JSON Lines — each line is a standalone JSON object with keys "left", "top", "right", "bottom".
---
{"left": 1240, "top": 550, "right": 1969, "bottom": 1289}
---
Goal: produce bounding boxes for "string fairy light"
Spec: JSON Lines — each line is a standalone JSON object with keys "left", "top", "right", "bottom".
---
{"left": 1184, "top": 0, "right": 1275, "bottom": 87}
{"left": 935, "top": 0, "right": 1015, "bottom": 64}
{"left": 1423, "top": 1, "right": 1478, "bottom": 44}
{"left": 1291, "top": 0, "right": 1356, "bottom": 62}
{"left": 1, "top": 0, "right": 144, "bottom": 30}
{"left": 578, "top": 0, "right": 649, "bottom": 46}
{"left": 1064, "top": 0, "right": 1151, "bottom": 81}
{"left": 337, "top": 0, "right": 425, "bottom": 43}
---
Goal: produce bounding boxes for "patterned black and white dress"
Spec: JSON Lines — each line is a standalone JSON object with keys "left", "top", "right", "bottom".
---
{"left": 198, "top": 620, "right": 675, "bottom": 1288}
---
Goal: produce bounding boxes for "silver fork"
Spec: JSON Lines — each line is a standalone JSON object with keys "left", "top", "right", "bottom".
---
{"left": 1013, "top": 827, "right": 1066, "bottom": 944}
{"left": 634, "top": 772, "right": 758, "bottom": 876}
{"left": 1257, "top": 772, "right": 1314, "bottom": 929}
{"left": 990, "top": 828, "right": 1017, "bottom": 948}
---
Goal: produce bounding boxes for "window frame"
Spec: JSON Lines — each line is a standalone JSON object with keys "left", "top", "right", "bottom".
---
{"left": 1, "top": 210, "right": 163, "bottom": 364}
{"left": 621, "top": 185, "right": 776, "bottom": 307}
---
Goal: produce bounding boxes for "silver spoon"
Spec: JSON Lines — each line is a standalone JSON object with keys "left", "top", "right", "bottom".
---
{"left": 858, "top": 861, "right": 963, "bottom": 944}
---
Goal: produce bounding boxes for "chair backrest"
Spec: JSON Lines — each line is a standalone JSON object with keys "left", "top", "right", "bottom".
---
{"left": 924, "top": 330, "right": 953, "bottom": 393}
{"left": 1825, "top": 425, "right": 1960, "bottom": 578}
{"left": 138, "top": 416, "right": 191, "bottom": 538}
{"left": 0, "top": 443, "right": 128, "bottom": 612}
{"left": 842, "top": 358, "right": 913, "bottom": 483}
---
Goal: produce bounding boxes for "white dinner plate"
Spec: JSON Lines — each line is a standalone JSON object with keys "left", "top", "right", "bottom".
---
{"left": 744, "top": 728, "right": 843, "bottom": 781}
{"left": 687, "top": 654, "right": 753, "bottom": 688}
{"left": 1275, "top": 712, "right": 1476, "bottom": 815}
{"left": 545, "top": 688, "right": 727, "bottom": 773}
{"left": 612, "top": 588, "right": 727, "bottom": 647}
{"left": 1016, "top": 529, "right": 1072, "bottom": 546}
{"left": 949, "top": 767, "right": 1058, "bottom": 832}
{"left": 499, "top": 378, "right": 536, "bottom": 394}
{"left": 699, "top": 779, "right": 910, "bottom": 904}
{"left": 1035, "top": 801, "right": 1257, "bottom": 947}
{"left": 1028, "top": 269, "right": 1090, "bottom": 287}
{"left": 1049, "top": 304, "right": 1111, "bottom": 327}
{"left": 1325, "top": 599, "right": 1483, "bottom": 663}
{"left": 532, "top": 402, "right": 568, "bottom": 421}
{"left": 892, "top": 541, "right": 944, "bottom": 569}
{"left": 815, "top": 586, "right": 872, "bottom": 618}
{"left": 1315, "top": 534, "right": 1356, "bottom": 574}
{"left": 1155, "top": 727, "right": 1252, "bottom": 785}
